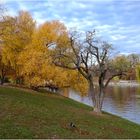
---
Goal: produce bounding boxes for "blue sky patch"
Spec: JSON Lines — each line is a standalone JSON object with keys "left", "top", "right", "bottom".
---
{"left": 3, "top": 0, "right": 140, "bottom": 54}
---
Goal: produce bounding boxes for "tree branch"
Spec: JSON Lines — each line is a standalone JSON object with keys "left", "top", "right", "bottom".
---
{"left": 104, "top": 72, "right": 126, "bottom": 88}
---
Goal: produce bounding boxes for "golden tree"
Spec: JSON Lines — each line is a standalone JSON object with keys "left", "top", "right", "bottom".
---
{"left": 1, "top": 11, "right": 35, "bottom": 83}
{"left": 18, "top": 20, "right": 73, "bottom": 89}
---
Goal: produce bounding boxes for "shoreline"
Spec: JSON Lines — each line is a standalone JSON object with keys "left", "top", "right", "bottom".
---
{"left": 0, "top": 86, "right": 140, "bottom": 138}
{"left": 1, "top": 84, "right": 140, "bottom": 125}
{"left": 108, "top": 80, "right": 140, "bottom": 87}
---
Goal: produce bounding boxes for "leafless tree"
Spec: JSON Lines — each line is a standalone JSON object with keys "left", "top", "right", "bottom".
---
{"left": 52, "top": 30, "right": 126, "bottom": 113}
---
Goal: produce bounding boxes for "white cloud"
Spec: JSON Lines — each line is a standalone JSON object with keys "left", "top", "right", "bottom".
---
{"left": 95, "top": 24, "right": 114, "bottom": 31}
{"left": 111, "top": 34, "right": 127, "bottom": 41}
{"left": 0, "top": 0, "right": 5, "bottom": 4}
{"left": 3, "top": 0, "right": 140, "bottom": 54}
{"left": 78, "top": 3, "right": 87, "bottom": 8}
{"left": 118, "top": 52, "right": 132, "bottom": 56}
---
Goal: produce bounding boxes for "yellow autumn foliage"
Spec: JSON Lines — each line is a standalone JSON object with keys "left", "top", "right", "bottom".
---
{"left": 18, "top": 20, "right": 88, "bottom": 94}
{"left": 1, "top": 11, "right": 35, "bottom": 82}
{"left": 1, "top": 11, "right": 88, "bottom": 95}
{"left": 18, "top": 20, "right": 69, "bottom": 88}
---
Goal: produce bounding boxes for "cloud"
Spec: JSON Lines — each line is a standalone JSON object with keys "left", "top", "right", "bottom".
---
{"left": 3, "top": 0, "right": 140, "bottom": 54}
{"left": 0, "top": 0, "right": 5, "bottom": 4}
{"left": 111, "top": 34, "right": 127, "bottom": 41}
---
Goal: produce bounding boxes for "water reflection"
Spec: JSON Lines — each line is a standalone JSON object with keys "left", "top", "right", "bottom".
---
{"left": 61, "top": 86, "right": 140, "bottom": 124}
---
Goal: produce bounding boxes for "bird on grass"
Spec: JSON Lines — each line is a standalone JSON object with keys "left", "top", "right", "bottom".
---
{"left": 70, "top": 122, "right": 76, "bottom": 128}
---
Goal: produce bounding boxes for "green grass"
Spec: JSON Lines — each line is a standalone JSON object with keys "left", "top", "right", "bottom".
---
{"left": 0, "top": 86, "right": 140, "bottom": 139}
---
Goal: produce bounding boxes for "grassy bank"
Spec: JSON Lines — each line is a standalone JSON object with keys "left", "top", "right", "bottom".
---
{"left": 0, "top": 86, "right": 140, "bottom": 139}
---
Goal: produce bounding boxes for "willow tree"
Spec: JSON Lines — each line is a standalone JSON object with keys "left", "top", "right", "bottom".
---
{"left": 1, "top": 11, "right": 35, "bottom": 83}
{"left": 18, "top": 20, "right": 82, "bottom": 90}
{"left": 52, "top": 30, "right": 127, "bottom": 113}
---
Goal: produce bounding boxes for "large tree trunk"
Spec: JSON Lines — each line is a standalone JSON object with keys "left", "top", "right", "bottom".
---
{"left": 91, "top": 76, "right": 105, "bottom": 114}
{"left": 94, "top": 89, "right": 105, "bottom": 114}
{"left": 94, "top": 94, "right": 102, "bottom": 113}
{"left": 88, "top": 79, "right": 102, "bottom": 114}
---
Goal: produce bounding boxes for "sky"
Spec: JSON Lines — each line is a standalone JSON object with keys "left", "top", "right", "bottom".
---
{"left": 1, "top": 0, "right": 140, "bottom": 54}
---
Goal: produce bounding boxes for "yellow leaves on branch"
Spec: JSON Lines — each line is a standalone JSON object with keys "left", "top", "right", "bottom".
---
{"left": 1, "top": 11, "right": 88, "bottom": 94}
{"left": 18, "top": 20, "right": 71, "bottom": 88}
{"left": 1, "top": 11, "right": 35, "bottom": 68}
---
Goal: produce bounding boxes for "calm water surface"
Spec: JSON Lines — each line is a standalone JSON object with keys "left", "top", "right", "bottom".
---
{"left": 61, "top": 85, "right": 140, "bottom": 124}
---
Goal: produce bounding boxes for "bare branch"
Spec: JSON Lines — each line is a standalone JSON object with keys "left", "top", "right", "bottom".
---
{"left": 53, "top": 61, "right": 77, "bottom": 70}
{"left": 104, "top": 72, "right": 126, "bottom": 88}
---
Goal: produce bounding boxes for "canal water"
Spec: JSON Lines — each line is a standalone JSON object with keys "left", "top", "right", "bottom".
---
{"left": 61, "top": 85, "right": 140, "bottom": 124}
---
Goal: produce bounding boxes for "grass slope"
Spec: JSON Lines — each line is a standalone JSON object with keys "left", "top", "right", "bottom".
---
{"left": 0, "top": 86, "right": 140, "bottom": 139}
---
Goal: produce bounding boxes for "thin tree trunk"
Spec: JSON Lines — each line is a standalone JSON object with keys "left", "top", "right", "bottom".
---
{"left": 100, "top": 89, "right": 105, "bottom": 110}
{"left": 0, "top": 68, "right": 5, "bottom": 85}
{"left": 88, "top": 79, "right": 96, "bottom": 105}
{"left": 0, "top": 76, "right": 4, "bottom": 85}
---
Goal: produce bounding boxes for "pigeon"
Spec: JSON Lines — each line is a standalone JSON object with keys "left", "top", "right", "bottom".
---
{"left": 70, "top": 122, "right": 76, "bottom": 128}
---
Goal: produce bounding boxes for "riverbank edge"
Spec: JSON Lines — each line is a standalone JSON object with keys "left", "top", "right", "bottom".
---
{"left": 0, "top": 85, "right": 140, "bottom": 138}
{"left": 1, "top": 85, "right": 140, "bottom": 126}
{"left": 108, "top": 80, "right": 140, "bottom": 87}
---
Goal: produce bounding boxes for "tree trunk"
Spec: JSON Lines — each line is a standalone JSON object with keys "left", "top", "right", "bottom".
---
{"left": 88, "top": 80, "right": 101, "bottom": 113}
{"left": 0, "top": 69, "right": 5, "bottom": 85}
{"left": 88, "top": 79, "right": 95, "bottom": 103}
{"left": 94, "top": 90, "right": 105, "bottom": 114}
{"left": 88, "top": 77, "right": 105, "bottom": 114}
{"left": 0, "top": 76, "right": 4, "bottom": 85}
{"left": 93, "top": 77, "right": 105, "bottom": 114}
{"left": 94, "top": 94, "right": 102, "bottom": 113}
